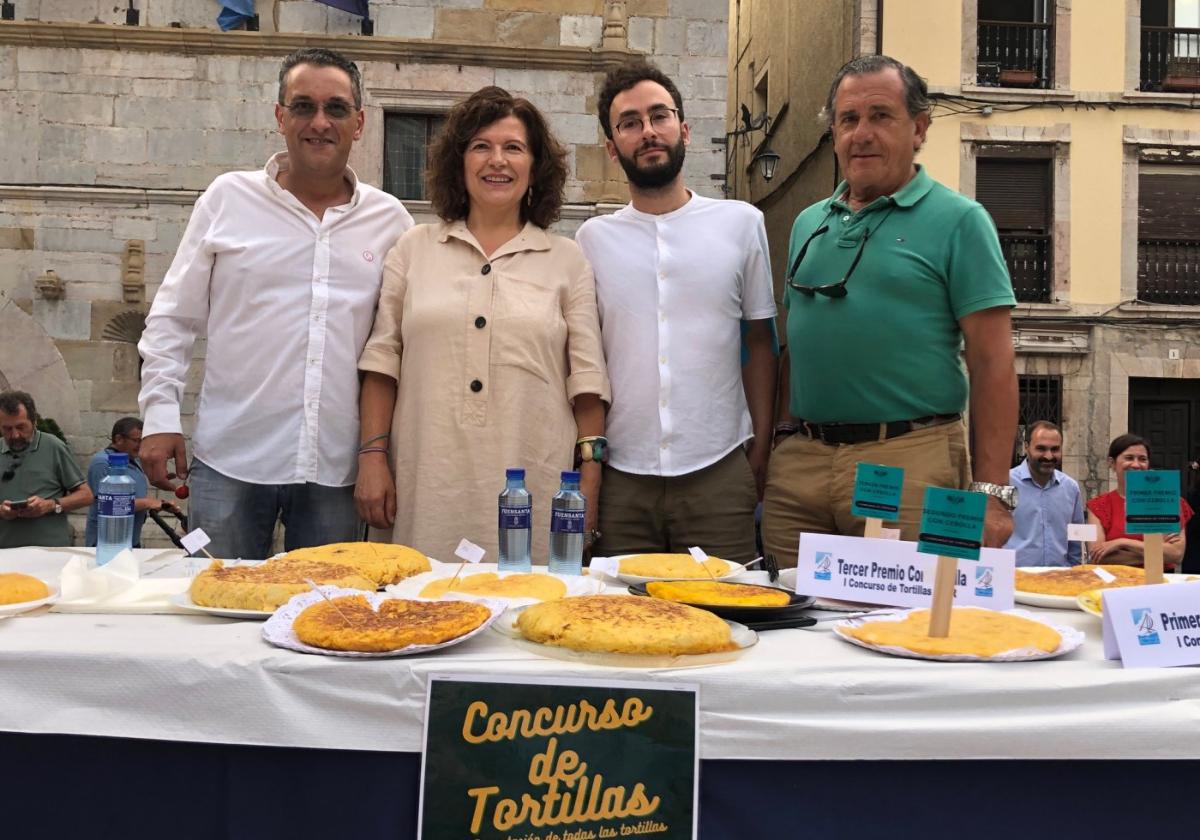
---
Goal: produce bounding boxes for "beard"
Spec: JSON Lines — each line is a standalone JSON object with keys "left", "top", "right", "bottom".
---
{"left": 615, "top": 136, "right": 686, "bottom": 190}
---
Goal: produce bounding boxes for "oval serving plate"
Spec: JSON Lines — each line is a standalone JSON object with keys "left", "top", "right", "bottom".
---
{"left": 626, "top": 580, "right": 814, "bottom": 622}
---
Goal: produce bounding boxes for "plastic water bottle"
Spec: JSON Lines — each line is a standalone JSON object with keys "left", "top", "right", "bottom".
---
{"left": 549, "top": 471, "right": 586, "bottom": 575}
{"left": 96, "top": 452, "right": 136, "bottom": 566}
{"left": 498, "top": 468, "right": 532, "bottom": 572}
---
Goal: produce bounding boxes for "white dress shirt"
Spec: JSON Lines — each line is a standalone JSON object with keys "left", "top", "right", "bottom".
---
{"left": 576, "top": 192, "right": 776, "bottom": 476}
{"left": 138, "top": 153, "right": 413, "bottom": 486}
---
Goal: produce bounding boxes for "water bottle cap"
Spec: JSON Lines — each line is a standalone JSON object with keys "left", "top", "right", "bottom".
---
{"left": 505, "top": 468, "right": 525, "bottom": 479}
{"left": 107, "top": 452, "right": 129, "bottom": 467}
{"left": 561, "top": 470, "right": 580, "bottom": 482}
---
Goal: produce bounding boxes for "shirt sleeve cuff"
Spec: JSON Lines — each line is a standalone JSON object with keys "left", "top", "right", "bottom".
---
{"left": 142, "top": 403, "right": 183, "bottom": 437}
{"left": 358, "top": 349, "right": 401, "bottom": 381}
{"left": 566, "top": 371, "right": 611, "bottom": 404}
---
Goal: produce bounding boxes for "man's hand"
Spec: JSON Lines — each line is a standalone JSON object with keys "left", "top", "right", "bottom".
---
{"left": 982, "top": 498, "right": 1013, "bottom": 548}
{"left": 141, "top": 433, "right": 188, "bottom": 492}
{"left": 747, "top": 440, "right": 770, "bottom": 501}
{"left": 354, "top": 453, "right": 396, "bottom": 530}
{"left": 16, "top": 496, "right": 55, "bottom": 518}
{"left": 0, "top": 501, "right": 16, "bottom": 521}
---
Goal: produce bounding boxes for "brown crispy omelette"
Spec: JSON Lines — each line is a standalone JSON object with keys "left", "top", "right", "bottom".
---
{"left": 276, "top": 542, "right": 430, "bottom": 586}
{"left": 1015, "top": 564, "right": 1146, "bottom": 597}
{"left": 516, "top": 594, "right": 736, "bottom": 655}
{"left": 293, "top": 595, "right": 491, "bottom": 651}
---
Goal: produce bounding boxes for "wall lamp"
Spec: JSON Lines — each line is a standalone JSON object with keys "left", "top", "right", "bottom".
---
{"left": 721, "top": 104, "right": 781, "bottom": 196}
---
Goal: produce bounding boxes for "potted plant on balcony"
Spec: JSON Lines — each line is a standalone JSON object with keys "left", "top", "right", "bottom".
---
{"left": 1164, "top": 56, "right": 1200, "bottom": 92}
{"left": 999, "top": 68, "right": 1039, "bottom": 87}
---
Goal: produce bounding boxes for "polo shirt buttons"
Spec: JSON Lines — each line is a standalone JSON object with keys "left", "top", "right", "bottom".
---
{"left": 470, "top": 379, "right": 483, "bottom": 393}
{"left": 481, "top": 264, "right": 491, "bottom": 275}
{"left": 475, "top": 316, "right": 486, "bottom": 329}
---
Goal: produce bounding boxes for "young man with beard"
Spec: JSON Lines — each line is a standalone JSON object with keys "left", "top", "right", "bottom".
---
{"left": 1005, "top": 421, "right": 1084, "bottom": 566}
{"left": 574, "top": 61, "right": 777, "bottom": 565}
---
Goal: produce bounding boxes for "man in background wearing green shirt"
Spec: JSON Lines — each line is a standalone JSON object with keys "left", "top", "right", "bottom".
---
{"left": 0, "top": 390, "right": 93, "bottom": 548}
{"left": 762, "top": 55, "right": 1018, "bottom": 567}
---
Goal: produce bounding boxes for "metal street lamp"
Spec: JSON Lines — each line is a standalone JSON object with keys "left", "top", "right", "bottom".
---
{"left": 754, "top": 146, "right": 780, "bottom": 182}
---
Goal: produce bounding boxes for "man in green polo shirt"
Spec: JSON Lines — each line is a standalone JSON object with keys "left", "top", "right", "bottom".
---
{"left": 762, "top": 55, "right": 1018, "bottom": 566}
{"left": 0, "top": 391, "right": 93, "bottom": 548}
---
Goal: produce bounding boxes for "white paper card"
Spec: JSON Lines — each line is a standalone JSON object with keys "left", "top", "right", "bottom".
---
{"left": 589, "top": 556, "right": 620, "bottom": 577}
{"left": 454, "top": 539, "right": 486, "bottom": 564}
{"left": 1068, "top": 523, "right": 1099, "bottom": 542}
{"left": 179, "top": 528, "right": 211, "bottom": 556}
{"left": 1093, "top": 567, "right": 1117, "bottom": 583}
{"left": 1102, "top": 582, "right": 1200, "bottom": 667}
{"left": 687, "top": 546, "right": 708, "bottom": 564}
{"left": 879, "top": 528, "right": 901, "bottom": 541}
{"left": 795, "top": 532, "right": 1015, "bottom": 609}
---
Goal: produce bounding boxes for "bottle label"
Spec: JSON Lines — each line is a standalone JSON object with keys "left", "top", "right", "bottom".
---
{"left": 499, "top": 505, "right": 531, "bottom": 530}
{"left": 98, "top": 492, "right": 134, "bottom": 517}
{"left": 551, "top": 508, "right": 585, "bottom": 534}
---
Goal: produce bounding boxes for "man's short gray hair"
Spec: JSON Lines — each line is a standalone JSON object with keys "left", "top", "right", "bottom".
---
{"left": 820, "top": 55, "right": 931, "bottom": 126}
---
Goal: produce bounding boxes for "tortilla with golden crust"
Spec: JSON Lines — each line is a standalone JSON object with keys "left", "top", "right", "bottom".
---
{"left": 189, "top": 560, "right": 374, "bottom": 611}
{"left": 294, "top": 595, "right": 491, "bottom": 652}
{"left": 419, "top": 572, "right": 567, "bottom": 601}
{"left": 516, "top": 594, "right": 736, "bottom": 655}
{"left": 277, "top": 542, "right": 430, "bottom": 586}
{"left": 646, "top": 580, "right": 790, "bottom": 607}
{"left": 0, "top": 572, "right": 49, "bottom": 605}
{"left": 843, "top": 608, "right": 1061, "bottom": 657}
{"left": 1015, "top": 564, "right": 1145, "bottom": 597}
{"left": 618, "top": 553, "right": 731, "bottom": 579}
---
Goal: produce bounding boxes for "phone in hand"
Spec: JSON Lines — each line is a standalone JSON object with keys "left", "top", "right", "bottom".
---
{"left": 6, "top": 499, "right": 29, "bottom": 510}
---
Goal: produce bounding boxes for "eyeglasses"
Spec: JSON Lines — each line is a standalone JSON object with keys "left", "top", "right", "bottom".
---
{"left": 786, "top": 207, "right": 895, "bottom": 299}
{"left": 282, "top": 99, "right": 358, "bottom": 120}
{"left": 614, "top": 108, "right": 680, "bottom": 137}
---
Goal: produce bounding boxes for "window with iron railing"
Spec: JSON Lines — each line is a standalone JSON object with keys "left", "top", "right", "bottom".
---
{"left": 1013, "top": 374, "right": 1063, "bottom": 466}
{"left": 1138, "top": 162, "right": 1200, "bottom": 305}
{"left": 977, "top": 0, "right": 1055, "bottom": 89}
{"left": 1141, "top": 0, "right": 1200, "bottom": 91}
{"left": 975, "top": 152, "right": 1054, "bottom": 303}
{"left": 383, "top": 113, "right": 445, "bottom": 201}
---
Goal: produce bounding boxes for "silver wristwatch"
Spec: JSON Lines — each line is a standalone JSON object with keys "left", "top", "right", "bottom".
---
{"left": 53, "top": 502, "right": 63, "bottom": 515}
{"left": 968, "top": 481, "right": 1018, "bottom": 510}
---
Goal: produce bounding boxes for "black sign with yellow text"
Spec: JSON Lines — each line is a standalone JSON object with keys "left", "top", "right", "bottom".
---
{"left": 419, "top": 675, "right": 699, "bottom": 840}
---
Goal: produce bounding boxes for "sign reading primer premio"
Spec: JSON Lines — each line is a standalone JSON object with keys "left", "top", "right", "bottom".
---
{"left": 1102, "top": 582, "right": 1200, "bottom": 667}
{"left": 419, "top": 674, "right": 699, "bottom": 840}
{"left": 851, "top": 463, "right": 905, "bottom": 519}
{"left": 1124, "top": 470, "right": 1182, "bottom": 534}
{"left": 916, "top": 487, "right": 987, "bottom": 561}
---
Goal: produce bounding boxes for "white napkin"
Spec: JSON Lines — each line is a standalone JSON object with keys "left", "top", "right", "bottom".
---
{"left": 53, "top": 550, "right": 191, "bottom": 614}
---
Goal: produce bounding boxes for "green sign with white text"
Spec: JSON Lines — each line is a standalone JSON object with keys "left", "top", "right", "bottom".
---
{"left": 1125, "top": 470, "right": 1181, "bottom": 534}
{"left": 917, "top": 487, "right": 987, "bottom": 561}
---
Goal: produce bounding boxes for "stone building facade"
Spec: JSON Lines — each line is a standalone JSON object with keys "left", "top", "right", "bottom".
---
{"left": 0, "top": 0, "right": 729, "bottom": 544}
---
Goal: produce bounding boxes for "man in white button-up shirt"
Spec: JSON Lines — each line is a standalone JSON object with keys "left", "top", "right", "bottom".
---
{"left": 137, "top": 49, "right": 413, "bottom": 559}
{"left": 575, "top": 61, "right": 777, "bottom": 564}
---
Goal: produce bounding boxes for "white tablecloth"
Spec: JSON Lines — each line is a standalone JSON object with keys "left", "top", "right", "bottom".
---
{"left": 1, "top": 547, "right": 1198, "bottom": 760}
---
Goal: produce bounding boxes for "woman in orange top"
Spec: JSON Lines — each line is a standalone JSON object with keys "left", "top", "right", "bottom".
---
{"left": 1086, "top": 434, "right": 1192, "bottom": 567}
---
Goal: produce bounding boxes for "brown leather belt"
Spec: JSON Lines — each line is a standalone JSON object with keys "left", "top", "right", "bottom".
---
{"left": 797, "top": 413, "right": 961, "bottom": 446}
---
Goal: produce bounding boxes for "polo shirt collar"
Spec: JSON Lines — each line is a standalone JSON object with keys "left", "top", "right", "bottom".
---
{"left": 438, "top": 220, "right": 552, "bottom": 259}
{"left": 829, "top": 164, "right": 934, "bottom": 212}
{"left": 1, "top": 430, "right": 41, "bottom": 456}
{"left": 264, "top": 152, "right": 361, "bottom": 210}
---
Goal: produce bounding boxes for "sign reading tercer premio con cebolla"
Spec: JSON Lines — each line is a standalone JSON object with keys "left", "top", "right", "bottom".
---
{"left": 796, "top": 533, "right": 1015, "bottom": 610}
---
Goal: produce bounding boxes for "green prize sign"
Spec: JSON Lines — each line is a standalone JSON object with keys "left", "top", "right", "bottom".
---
{"left": 419, "top": 675, "right": 699, "bottom": 840}
{"left": 916, "top": 487, "right": 986, "bottom": 561}
{"left": 851, "top": 463, "right": 905, "bottom": 519}
{"left": 1125, "top": 470, "right": 1181, "bottom": 534}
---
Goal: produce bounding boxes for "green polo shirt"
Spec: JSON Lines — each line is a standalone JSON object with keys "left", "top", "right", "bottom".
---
{"left": 0, "top": 431, "right": 86, "bottom": 548}
{"left": 784, "top": 165, "right": 1014, "bottom": 423}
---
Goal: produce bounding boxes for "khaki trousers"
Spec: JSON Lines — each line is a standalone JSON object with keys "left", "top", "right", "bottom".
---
{"left": 595, "top": 448, "right": 758, "bottom": 565}
{"left": 761, "top": 420, "right": 971, "bottom": 568}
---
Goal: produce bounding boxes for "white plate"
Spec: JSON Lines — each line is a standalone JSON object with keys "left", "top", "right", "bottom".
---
{"left": 589, "top": 555, "right": 748, "bottom": 586}
{"left": 387, "top": 567, "right": 604, "bottom": 607}
{"left": 261, "top": 587, "right": 507, "bottom": 658}
{"left": 776, "top": 567, "right": 881, "bottom": 611}
{"left": 168, "top": 592, "right": 275, "bottom": 620}
{"left": 492, "top": 604, "right": 757, "bottom": 669}
{"left": 1014, "top": 567, "right": 1192, "bottom": 610}
{"left": 0, "top": 584, "right": 59, "bottom": 618}
{"left": 832, "top": 607, "right": 1085, "bottom": 662}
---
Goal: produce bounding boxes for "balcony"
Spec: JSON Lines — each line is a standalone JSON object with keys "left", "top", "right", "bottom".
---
{"left": 1141, "top": 27, "right": 1200, "bottom": 91}
{"left": 1138, "top": 239, "right": 1200, "bottom": 304}
{"left": 1000, "top": 233, "right": 1052, "bottom": 303}
{"left": 977, "top": 20, "right": 1054, "bottom": 89}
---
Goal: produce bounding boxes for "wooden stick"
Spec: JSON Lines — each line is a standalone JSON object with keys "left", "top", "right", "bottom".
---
{"left": 1144, "top": 533, "right": 1165, "bottom": 585}
{"left": 863, "top": 517, "right": 883, "bottom": 539}
{"left": 305, "top": 578, "right": 356, "bottom": 628}
{"left": 445, "top": 561, "right": 468, "bottom": 591}
{"left": 927, "top": 555, "right": 958, "bottom": 638}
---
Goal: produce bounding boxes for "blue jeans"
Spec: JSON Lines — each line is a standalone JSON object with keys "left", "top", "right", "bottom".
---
{"left": 187, "top": 460, "right": 360, "bottom": 559}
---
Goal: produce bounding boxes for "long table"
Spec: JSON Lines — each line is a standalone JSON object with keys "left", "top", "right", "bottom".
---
{"left": 2, "top": 548, "right": 1198, "bottom": 837}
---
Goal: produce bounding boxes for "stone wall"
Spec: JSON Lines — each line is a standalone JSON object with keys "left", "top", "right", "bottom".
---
{"left": 0, "top": 1, "right": 728, "bottom": 546}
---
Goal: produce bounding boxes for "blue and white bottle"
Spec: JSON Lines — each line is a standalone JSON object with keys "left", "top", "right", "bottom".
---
{"left": 548, "top": 471, "right": 585, "bottom": 575}
{"left": 498, "top": 468, "right": 532, "bottom": 572}
{"left": 96, "top": 452, "right": 136, "bottom": 566}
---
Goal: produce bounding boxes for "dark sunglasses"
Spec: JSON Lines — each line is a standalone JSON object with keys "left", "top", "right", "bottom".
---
{"left": 282, "top": 99, "right": 357, "bottom": 120}
{"left": 1, "top": 458, "right": 20, "bottom": 482}
{"left": 786, "top": 207, "right": 895, "bottom": 299}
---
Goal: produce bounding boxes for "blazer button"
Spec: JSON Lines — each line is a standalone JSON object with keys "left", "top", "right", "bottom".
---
{"left": 481, "top": 264, "right": 491, "bottom": 275}
{"left": 475, "top": 316, "right": 486, "bottom": 329}
{"left": 470, "top": 379, "right": 483, "bottom": 392}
